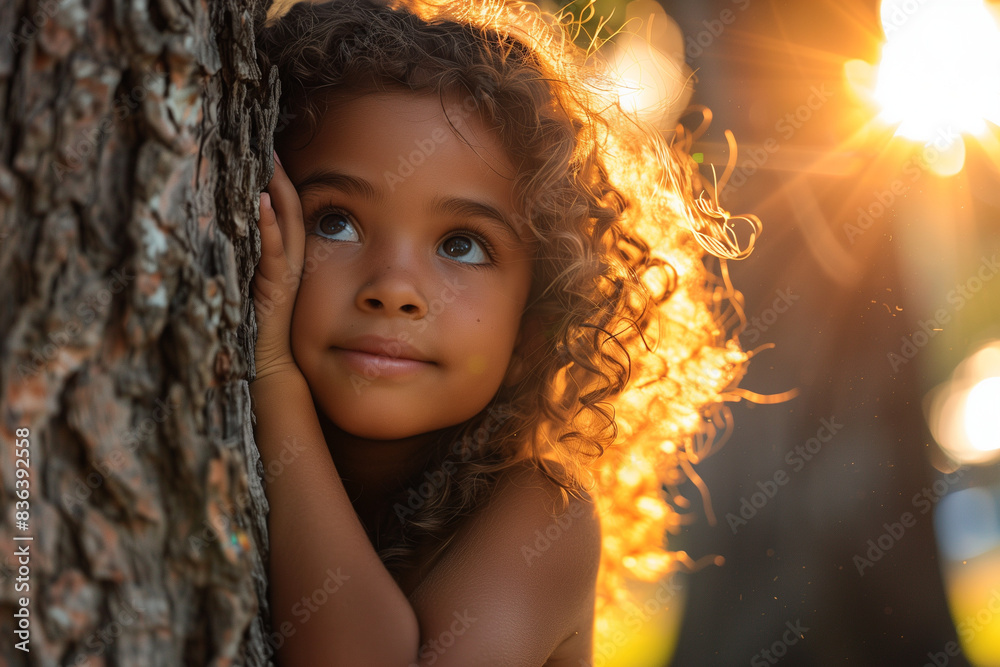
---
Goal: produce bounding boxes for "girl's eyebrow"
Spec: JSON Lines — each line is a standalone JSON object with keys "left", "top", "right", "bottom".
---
{"left": 433, "top": 196, "right": 521, "bottom": 243}
{"left": 294, "top": 169, "right": 386, "bottom": 204}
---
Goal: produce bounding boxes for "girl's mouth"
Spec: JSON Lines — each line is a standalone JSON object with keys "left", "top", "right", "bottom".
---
{"left": 334, "top": 348, "right": 434, "bottom": 379}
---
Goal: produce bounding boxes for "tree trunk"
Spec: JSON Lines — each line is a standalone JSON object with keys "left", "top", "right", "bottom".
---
{"left": 1, "top": 0, "right": 279, "bottom": 664}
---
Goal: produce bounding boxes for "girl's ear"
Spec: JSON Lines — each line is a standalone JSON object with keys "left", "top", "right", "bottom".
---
{"left": 502, "top": 313, "right": 547, "bottom": 387}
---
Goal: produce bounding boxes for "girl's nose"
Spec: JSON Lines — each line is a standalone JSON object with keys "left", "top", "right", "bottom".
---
{"left": 356, "top": 270, "right": 428, "bottom": 317}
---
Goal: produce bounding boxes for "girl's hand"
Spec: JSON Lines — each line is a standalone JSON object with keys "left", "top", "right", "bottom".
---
{"left": 252, "top": 151, "right": 306, "bottom": 382}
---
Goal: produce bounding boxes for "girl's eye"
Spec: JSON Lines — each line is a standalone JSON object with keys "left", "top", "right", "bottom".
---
{"left": 311, "top": 208, "right": 360, "bottom": 242}
{"left": 439, "top": 233, "right": 491, "bottom": 265}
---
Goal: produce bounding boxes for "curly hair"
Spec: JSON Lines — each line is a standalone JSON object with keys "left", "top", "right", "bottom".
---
{"left": 256, "top": 0, "right": 757, "bottom": 636}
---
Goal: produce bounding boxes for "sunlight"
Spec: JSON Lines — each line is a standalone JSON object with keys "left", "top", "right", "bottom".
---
{"left": 844, "top": 0, "right": 1000, "bottom": 175}
{"left": 874, "top": 0, "right": 1000, "bottom": 141}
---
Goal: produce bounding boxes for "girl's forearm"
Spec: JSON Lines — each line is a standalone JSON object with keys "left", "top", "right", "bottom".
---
{"left": 249, "top": 371, "right": 420, "bottom": 667}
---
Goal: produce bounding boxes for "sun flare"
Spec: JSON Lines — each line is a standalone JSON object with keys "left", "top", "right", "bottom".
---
{"left": 873, "top": 0, "right": 1000, "bottom": 141}
{"left": 844, "top": 0, "right": 1000, "bottom": 174}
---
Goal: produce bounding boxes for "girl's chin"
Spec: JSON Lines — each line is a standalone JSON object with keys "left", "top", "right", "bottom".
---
{"left": 315, "top": 404, "right": 445, "bottom": 443}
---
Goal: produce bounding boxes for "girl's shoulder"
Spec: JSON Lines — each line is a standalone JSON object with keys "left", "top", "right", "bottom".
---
{"left": 405, "top": 460, "right": 601, "bottom": 665}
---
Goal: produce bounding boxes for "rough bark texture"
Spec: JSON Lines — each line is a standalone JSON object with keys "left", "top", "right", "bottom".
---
{"left": 0, "top": 0, "right": 278, "bottom": 664}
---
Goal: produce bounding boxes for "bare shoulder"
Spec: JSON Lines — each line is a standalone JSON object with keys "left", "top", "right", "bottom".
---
{"left": 490, "top": 460, "right": 602, "bottom": 574}
{"left": 407, "top": 461, "right": 602, "bottom": 666}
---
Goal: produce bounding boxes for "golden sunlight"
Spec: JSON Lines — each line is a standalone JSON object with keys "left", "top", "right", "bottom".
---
{"left": 844, "top": 0, "right": 1000, "bottom": 175}
{"left": 873, "top": 0, "right": 1000, "bottom": 141}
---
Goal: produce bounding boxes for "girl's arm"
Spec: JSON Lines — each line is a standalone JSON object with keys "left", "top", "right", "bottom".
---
{"left": 251, "top": 157, "right": 419, "bottom": 666}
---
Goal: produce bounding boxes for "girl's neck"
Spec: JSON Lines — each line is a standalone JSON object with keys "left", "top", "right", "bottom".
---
{"left": 315, "top": 402, "right": 444, "bottom": 527}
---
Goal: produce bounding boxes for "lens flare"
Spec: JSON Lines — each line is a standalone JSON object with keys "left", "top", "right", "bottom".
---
{"left": 928, "top": 341, "right": 1000, "bottom": 465}
{"left": 845, "top": 0, "right": 1000, "bottom": 175}
{"left": 965, "top": 377, "right": 1000, "bottom": 454}
{"left": 874, "top": 0, "right": 1000, "bottom": 141}
{"left": 607, "top": 0, "right": 692, "bottom": 130}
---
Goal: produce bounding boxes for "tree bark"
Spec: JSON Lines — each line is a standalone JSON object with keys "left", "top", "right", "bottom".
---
{"left": 1, "top": 0, "right": 278, "bottom": 664}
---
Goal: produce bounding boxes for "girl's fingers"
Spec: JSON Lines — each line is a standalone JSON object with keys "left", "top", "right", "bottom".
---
{"left": 256, "top": 193, "right": 299, "bottom": 303}
{"left": 266, "top": 151, "right": 305, "bottom": 274}
{"left": 253, "top": 190, "right": 298, "bottom": 375}
{"left": 257, "top": 193, "right": 286, "bottom": 272}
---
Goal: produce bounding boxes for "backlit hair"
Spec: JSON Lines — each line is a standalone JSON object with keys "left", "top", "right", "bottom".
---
{"left": 257, "top": 0, "right": 759, "bottom": 648}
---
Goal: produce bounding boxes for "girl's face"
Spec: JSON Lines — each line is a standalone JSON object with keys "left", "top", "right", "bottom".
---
{"left": 283, "top": 91, "right": 535, "bottom": 441}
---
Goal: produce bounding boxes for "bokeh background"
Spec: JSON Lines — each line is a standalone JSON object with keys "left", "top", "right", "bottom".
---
{"left": 551, "top": 0, "right": 1000, "bottom": 664}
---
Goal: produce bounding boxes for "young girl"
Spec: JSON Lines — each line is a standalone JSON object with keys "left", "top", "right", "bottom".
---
{"left": 250, "top": 0, "right": 755, "bottom": 664}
